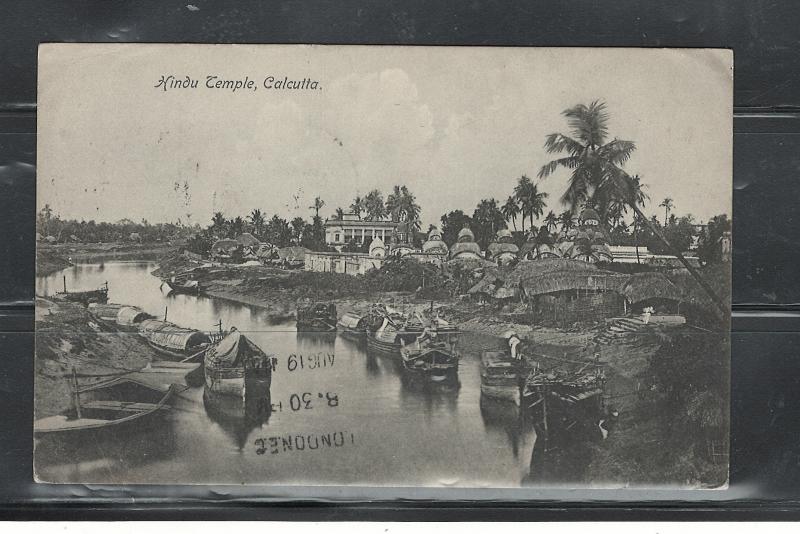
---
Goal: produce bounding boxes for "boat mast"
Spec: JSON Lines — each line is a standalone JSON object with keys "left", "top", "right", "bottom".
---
{"left": 71, "top": 367, "right": 82, "bottom": 419}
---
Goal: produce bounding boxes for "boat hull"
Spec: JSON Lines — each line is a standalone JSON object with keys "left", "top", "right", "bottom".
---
{"left": 205, "top": 367, "right": 271, "bottom": 399}
{"left": 480, "top": 383, "right": 521, "bottom": 406}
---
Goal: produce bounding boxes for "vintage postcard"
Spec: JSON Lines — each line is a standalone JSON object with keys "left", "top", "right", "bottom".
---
{"left": 35, "top": 44, "right": 732, "bottom": 488}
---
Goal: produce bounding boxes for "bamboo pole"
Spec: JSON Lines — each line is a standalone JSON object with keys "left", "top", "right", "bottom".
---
{"left": 71, "top": 367, "right": 82, "bottom": 419}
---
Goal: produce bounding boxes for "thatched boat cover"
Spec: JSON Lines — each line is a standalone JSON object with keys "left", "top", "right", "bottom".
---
{"left": 88, "top": 303, "right": 123, "bottom": 322}
{"left": 205, "top": 330, "right": 269, "bottom": 369}
{"left": 620, "top": 272, "right": 683, "bottom": 304}
{"left": 138, "top": 319, "right": 209, "bottom": 352}
{"left": 116, "top": 306, "right": 150, "bottom": 326}
{"left": 338, "top": 312, "right": 366, "bottom": 329}
{"left": 521, "top": 269, "right": 627, "bottom": 297}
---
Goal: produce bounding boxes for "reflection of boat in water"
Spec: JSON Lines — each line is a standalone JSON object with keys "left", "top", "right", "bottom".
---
{"left": 337, "top": 312, "right": 368, "bottom": 341}
{"left": 163, "top": 277, "right": 200, "bottom": 294}
{"left": 34, "top": 377, "right": 175, "bottom": 439}
{"left": 296, "top": 329, "right": 337, "bottom": 349}
{"left": 400, "top": 320, "right": 460, "bottom": 383}
{"left": 138, "top": 319, "right": 215, "bottom": 362}
{"left": 203, "top": 384, "right": 272, "bottom": 450}
{"left": 204, "top": 328, "right": 273, "bottom": 399}
{"left": 296, "top": 300, "right": 337, "bottom": 332}
{"left": 480, "top": 351, "right": 521, "bottom": 405}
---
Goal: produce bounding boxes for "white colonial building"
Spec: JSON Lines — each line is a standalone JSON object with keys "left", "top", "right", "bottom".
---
{"left": 324, "top": 212, "right": 399, "bottom": 247}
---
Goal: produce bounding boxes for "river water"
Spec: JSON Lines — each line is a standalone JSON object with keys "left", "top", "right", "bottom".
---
{"left": 36, "top": 261, "right": 542, "bottom": 487}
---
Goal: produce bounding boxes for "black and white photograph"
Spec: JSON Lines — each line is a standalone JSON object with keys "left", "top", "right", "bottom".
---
{"left": 34, "top": 44, "right": 731, "bottom": 488}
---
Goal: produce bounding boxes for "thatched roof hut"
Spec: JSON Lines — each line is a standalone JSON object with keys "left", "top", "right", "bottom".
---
{"left": 521, "top": 269, "right": 627, "bottom": 297}
{"left": 211, "top": 239, "right": 241, "bottom": 258}
{"left": 620, "top": 272, "right": 684, "bottom": 304}
{"left": 236, "top": 233, "right": 261, "bottom": 247}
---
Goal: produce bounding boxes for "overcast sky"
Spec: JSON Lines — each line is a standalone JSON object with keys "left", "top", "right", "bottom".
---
{"left": 38, "top": 45, "right": 732, "bottom": 228}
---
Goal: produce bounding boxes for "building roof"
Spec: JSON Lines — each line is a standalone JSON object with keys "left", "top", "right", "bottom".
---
{"left": 211, "top": 239, "right": 241, "bottom": 254}
{"left": 457, "top": 227, "right": 476, "bottom": 242}
{"left": 450, "top": 241, "right": 481, "bottom": 258}
{"left": 620, "top": 272, "right": 684, "bottom": 303}
{"left": 521, "top": 269, "right": 627, "bottom": 297}
{"left": 236, "top": 232, "right": 261, "bottom": 247}
{"left": 277, "top": 246, "right": 309, "bottom": 262}
{"left": 579, "top": 207, "right": 600, "bottom": 223}
{"left": 324, "top": 219, "right": 398, "bottom": 228}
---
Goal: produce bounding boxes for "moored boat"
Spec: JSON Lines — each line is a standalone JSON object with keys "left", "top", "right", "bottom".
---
{"left": 88, "top": 303, "right": 152, "bottom": 332}
{"left": 365, "top": 306, "right": 425, "bottom": 356}
{"left": 138, "top": 319, "right": 212, "bottom": 361}
{"left": 480, "top": 350, "right": 522, "bottom": 405}
{"left": 337, "top": 312, "right": 369, "bottom": 341}
{"left": 54, "top": 279, "right": 109, "bottom": 305}
{"left": 34, "top": 377, "right": 175, "bottom": 439}
{"left": 296, "top": 300, "right": 338, "bottom": 332}
{"left": 400, "top": 319, "right": 461, "bottom": 382}
{"left": 204, "top": 328, "right": 273, "bottom": 400}
{"left": 163, "top": 277, "right": 200, "bottom": 294}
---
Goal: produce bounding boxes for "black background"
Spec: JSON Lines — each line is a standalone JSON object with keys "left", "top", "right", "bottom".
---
{"left": 1, "top": 0, "right": 800, "bottom": 519}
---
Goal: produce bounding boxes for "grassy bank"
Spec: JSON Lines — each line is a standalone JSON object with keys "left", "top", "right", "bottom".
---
{"left": 36, "top": 249, "right": 74, "bottom": 276}
{"left": 35, "top": 298, "right": 155, "bottom": 417}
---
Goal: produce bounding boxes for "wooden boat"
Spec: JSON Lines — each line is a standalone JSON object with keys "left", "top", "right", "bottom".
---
{"left": 138, "top": 319, "right": 212, "bottom": 361}
{"left": 55, "top": 279, "right": 109, "bottom": 305}
{"left": 400, "top": 321, "right": 460, "bottom": 382}
{"left": 163, "top": 277, "right": 200, "bottom": 294}
{"left": 296, "top": 300, "right": 338, "bottom": 332}
{"left": 204, "top": 328, "right": 273, "bottom": 400}
{"left": 480, "top": 350, "right": 522, "bottom": 405}
{"left": 88, "top": 303, "right": 152, "bottom": 332}
{"left": 34, "top": 377, "right": 174, "bottom": 438}
{"left": 337, "top": 312, "right": 369, "bottom": 341}
{"left": 365, "top": 306, "right": 425, "bottom": 356}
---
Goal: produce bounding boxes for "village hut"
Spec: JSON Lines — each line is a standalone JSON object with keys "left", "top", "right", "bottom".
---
{"left": 619, "top": 272, "right": 684, "bottom": 314}
{"left": 236, "top": 232, "right": 261, "bottom": 247}
{"left": 521, "top": 264, "right": 627, "bottom": 327}
{"left": 369, "top": 237, "right": 386, "bottom": 258}
{"left": 277, "top": 246, "right": 308, "bottom": 268}
{"left": 449, "top": 227, "right": 482, "bottom": 260}
{"left": 129, "top": 232, "right": 142, "bottom": 243}
{"left": 45, "top": 235, "right": 57, "bottom": 243}
{"left": 210, "top": 239, "right": 242, "bottom": 261}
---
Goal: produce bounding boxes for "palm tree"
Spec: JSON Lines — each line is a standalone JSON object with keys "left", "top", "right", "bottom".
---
{"left": 559, "top": 210, "right": 576, "bottom": 234}
{"left": 501, "top": 196, "right": 521, "bottom": 231}
{"left": 537, "top": 100, "right": 635, "bottom": 217}
{"left": 386, "top": 185, "right": 422, "bottom": 230}
{"left": 513, "top": 175, "right": 533, "bottom": 233}
{"left": 290, "top": 217, "right": 306, "bottom": 242}
{"left": 544, "top": 211, "right": 559, "bottom": 233}
{"left": 211, "top": 212, "right": 227, "bottom": 237}
{"left": 309, "top": 196, "right": 325, "bottom": 218}
{"left": 350, "top": 195, "right": 365, "bottom": 219}
{"left": 335, "top": 207, "right": 345, "bottom": 220}
{"left": 538, "top": 100, "right": 726, "bottom": 318}
{"left": 473, "top": 198, "right": 506, "bottom": 248}
{"left": 659, "top": 197, "right": 674, "bottom": 226}
{"left": 248, "top": 209, "right": 265, "bottom": 238}
{"left": 527, "top": 183, "right": 548, "bottom": 228}
{"left": 363, "top": 189, "right": 387, "bottom": 221}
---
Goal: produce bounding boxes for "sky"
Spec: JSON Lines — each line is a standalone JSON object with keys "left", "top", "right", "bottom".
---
{"left": 38, "top": 45, "right": 732, "bottom": 228}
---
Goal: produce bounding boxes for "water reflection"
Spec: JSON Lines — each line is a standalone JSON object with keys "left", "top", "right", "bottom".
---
{"left": 203, "top": 385, "right": 272, "bottom": 451}
{"left": 36, "top": 262, "right": 572, "bottom": 486}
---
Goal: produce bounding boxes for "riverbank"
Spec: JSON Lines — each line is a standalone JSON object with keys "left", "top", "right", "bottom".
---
{"left": 37, "top": 242, "right": 174, "bottom": 276}
{"left": 34, "top": 297, "right": 155, "bottom": 417}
